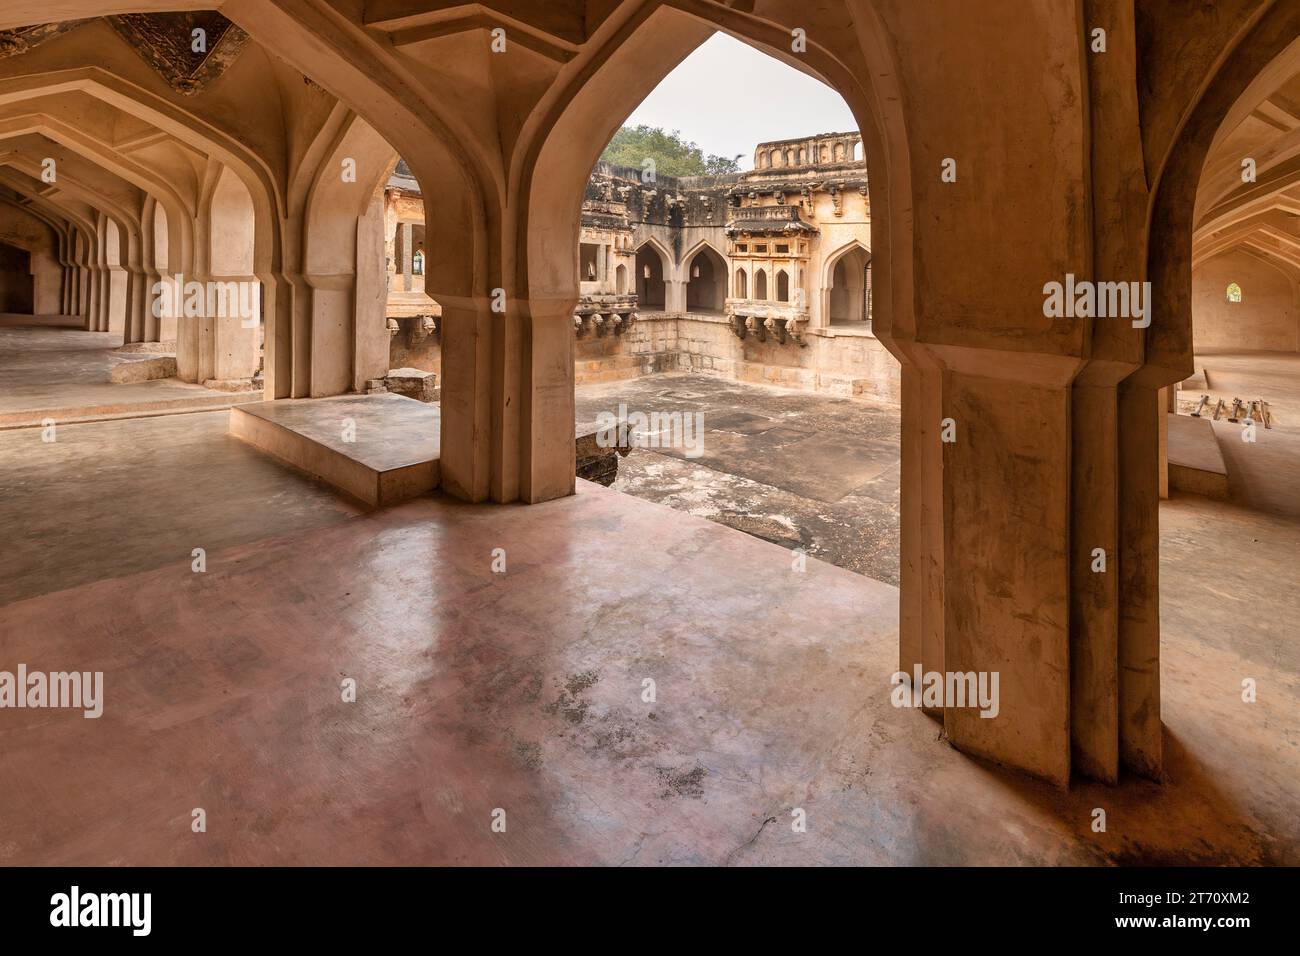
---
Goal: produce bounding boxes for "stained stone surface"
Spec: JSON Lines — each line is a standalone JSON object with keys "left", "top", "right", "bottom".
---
{"left": 0, "top": 322, "right": 257, "bottom": 426}
{"left": 1, "top": 480, "right": 1296, "bottom": 865}
{"left": 575, "top": 372, "right": 901, "bottom": 585}
{"left": 0, "top": 410, "right": 360, "bottom": 605}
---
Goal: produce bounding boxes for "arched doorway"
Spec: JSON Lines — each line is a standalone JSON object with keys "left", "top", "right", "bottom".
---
{"left": 636, "top": 242, "right": 667, "bottom": 310}
{"left": 0, "top": 241, "right": 33, "bottom": 314}
{"left": 826, "top": 242, "right": 871, "bottom": 326}
{"left": 685, "top": 244, "right": 726, "bottom": 313}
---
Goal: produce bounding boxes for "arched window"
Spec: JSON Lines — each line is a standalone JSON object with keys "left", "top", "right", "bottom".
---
{"left": 735, "top": 268, "right": 748, "bottom": 298}
{"left": 776, "top": 269, "right": 790, "bottom": 302}
{"left": 755, "top": 269, "right": 768, "bottom": 300}
{"left": 413, "top": 250, "right": 425, "bottom": 276}
{"left": 1226, "top": 282, "right": 1242, "bottom": 303}
{"left": 827, "top": 243, "right": 871, "bottom": 326}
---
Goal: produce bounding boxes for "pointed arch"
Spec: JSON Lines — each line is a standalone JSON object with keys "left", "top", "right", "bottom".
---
{"left": 635, "top": 237, "right": 671, "bottom": 310}
{"left": 683, "top": 239, "right": 726, "bottom": 313}
{"left": 636, "top": 235, "right": 673, "bottom": 269}
{"left": 822, "top": 238, "right": 872, "bottom": 326}
{"left": 775, "top": 267, "right": 790, "bottom": 302}
{"left": 681, "top": 237, "right": 725, "bottom": 269}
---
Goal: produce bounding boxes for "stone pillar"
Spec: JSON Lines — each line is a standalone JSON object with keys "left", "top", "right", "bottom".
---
{"left": 438, "top": 298, "right": 495, "bottom": 501}
{"left": 400, "top": 221, "right": 413, "bottom": 293}
{"left": 353, "top": 192, "right": 389, "bottom": 391}
{"left": 58, "top": 233, "right": 72, "bottom": 316}
{"left": 665, "top": 277, "right": 687, "bottom": 314}
{"left": 897, "top": 355, "right": 945, "bottom": 714}
{"left": 929, "top": 348, "right": 1078, "bottom": 787}
{"left": 1069, "top": 365, "right": 1125, "bottom": 783}
{"left": 1157, "top": 386, "right": 1171, "bottom": 499}
{"left": 208, "top": 286, "right": 261, "bottom": 385}
{"left": 1117, "top": 378, "right": 1163, "bottom": 780}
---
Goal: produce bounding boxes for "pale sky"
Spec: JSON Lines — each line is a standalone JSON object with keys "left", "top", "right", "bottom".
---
{"left": 621, "top": 32, "right": 858, "bottom": 171}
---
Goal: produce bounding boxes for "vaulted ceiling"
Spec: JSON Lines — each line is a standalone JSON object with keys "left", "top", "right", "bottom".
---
{"left": 0, "top": 12, "right": 248, "bottom": 95}
{"left": 1195, "top": 43, "right": 1300, "bottom": 280}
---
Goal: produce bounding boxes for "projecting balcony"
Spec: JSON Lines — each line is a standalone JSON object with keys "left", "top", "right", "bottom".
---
{"left": 725, "top": 204, "right": 820, "bottom": 237}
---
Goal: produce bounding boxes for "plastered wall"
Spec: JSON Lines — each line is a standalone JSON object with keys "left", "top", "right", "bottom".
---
{"left": 1192, "top": 250, "right": 1299, "bottom": 352}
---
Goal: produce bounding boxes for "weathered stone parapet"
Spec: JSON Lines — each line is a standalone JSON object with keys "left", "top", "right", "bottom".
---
{"left": 575, "top": 422, "right": 631, "bottom": 486}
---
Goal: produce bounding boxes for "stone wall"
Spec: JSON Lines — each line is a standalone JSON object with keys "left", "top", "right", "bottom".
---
{"left": 386, "top": 142, "right": 898, "bottom": 405}
{"left": 1193, "top": 249, "right": 1299, "bottom": 352}
{"left": 575, "top": 312, "right": 900, "bottom": 403}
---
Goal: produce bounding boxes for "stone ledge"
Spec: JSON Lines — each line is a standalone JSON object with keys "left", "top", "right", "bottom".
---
{"left": 108, "top": 355, "right": 177, "bottom": 383}
{"left": 1167, "top": 413, "right": 1229, "bottom": 500}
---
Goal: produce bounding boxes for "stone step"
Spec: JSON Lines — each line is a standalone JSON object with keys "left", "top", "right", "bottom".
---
{"left": 1166, "top": 412, "right": 1229, "bottom": 500}
{"left": 108, "top": 355, "right": 177, "bottom": 383}
{"left": 230, "top": 393, "right": 440, "bottom": 507}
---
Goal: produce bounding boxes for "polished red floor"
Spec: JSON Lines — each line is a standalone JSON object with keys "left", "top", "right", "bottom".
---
{"left": 2, "top": 480, "right": 1295, "bottom": 865}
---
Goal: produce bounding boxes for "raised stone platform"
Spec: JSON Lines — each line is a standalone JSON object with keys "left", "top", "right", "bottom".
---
{"left": 107, "top": 354, "right": 177, "bottom": 384}
{"left": 230, "top": 393, "right": 440, "bottom": 506}
{"left": 0, "top": 323, "right": 260, "bottom": 429}
{"left": 1167, "top": 412, "right": 1229, "bottom": 500}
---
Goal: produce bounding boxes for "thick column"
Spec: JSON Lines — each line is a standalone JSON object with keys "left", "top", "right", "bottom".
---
{"left": 58, "top": 233, "right": 72, "bottom": 316}
{"left": 897, "top": 353, "right": 945, "bottom": 710}
{"left": 1069, "top": 364, "right": 1126, "bottom": 783}
{"left": 123, "top": 230, "right": 151, "bottom": 346}
{"left": 1117, "top": 378, "right": 1164, "bottom": 779}
{"left": 930, "top": 348, "right": 1078, "bottom": 787}
{"left": 438, "top": 297, "right": 495, "bottom": 501}
{"left": 400, "top": 222, "right": 413, "bottom": 293}
{"left": 84, "top": 254, "right": 99, "bottom": 331}
{"left": 266, "top": 213, "right": 310, "bottom": 399}
{"left": 665, "top": 277, "right": 686, "bottom": 313}
{"left": 353, "top": 193, "right": 389, "bottom": 391}
{"left": 263, "top": 270, "right": 300, "bottom": 399}
{"left": 521, "top": 292, "right": 577, "bottom": 502}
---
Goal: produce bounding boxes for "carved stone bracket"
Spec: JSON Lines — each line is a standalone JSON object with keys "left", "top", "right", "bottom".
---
{"left": 728, "top": 310, "right": 806, "bottom": 346}
{"left": 409, "top": 314, "right": 437, "bottom": 345}
{"left": 574, "top": 309, "right": 636, "bottom": 337}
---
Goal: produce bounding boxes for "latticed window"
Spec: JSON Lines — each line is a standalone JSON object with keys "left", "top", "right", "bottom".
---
{"left": 1226, "top": 282, "right": 1242, "bottom": 303}
{"left": 864, "top": 261, "right": 873, "bottom": 325}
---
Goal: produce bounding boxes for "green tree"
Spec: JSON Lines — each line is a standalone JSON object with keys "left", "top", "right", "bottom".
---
{"left": 600, "top": 125, "right": 742, "bottom": 177}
